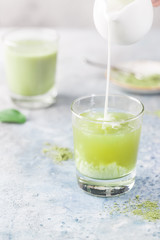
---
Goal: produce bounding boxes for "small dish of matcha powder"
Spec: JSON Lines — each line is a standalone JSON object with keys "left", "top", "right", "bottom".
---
{"left": 43, "top": 143, "right": 73, "bottom": 163}
{"left": 104, "top": 195, "right": 160, "bottom": 222}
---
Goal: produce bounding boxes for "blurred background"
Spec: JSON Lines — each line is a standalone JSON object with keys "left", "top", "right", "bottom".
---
{"left": 0, "top": 0, "right": 159, "bottom": 28}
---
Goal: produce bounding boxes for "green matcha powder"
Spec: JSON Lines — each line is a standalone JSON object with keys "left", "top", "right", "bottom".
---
{"left": 106, "top": 195, "right": 160, "bottom": 222}
{"left": 43, "top": 143, "right": 73, "bottom": 163}
{"left": 43, "top": 144, "right": 160, "bottom": 222}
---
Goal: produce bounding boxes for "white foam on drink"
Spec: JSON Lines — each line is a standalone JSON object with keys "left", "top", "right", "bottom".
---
{"left": 100, "top": 112, "right": 121, "bottom": 129}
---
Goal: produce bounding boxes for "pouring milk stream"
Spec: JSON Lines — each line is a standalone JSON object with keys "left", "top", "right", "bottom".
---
{"left": 93, "top": 0, "right": 153, "bottom": 119}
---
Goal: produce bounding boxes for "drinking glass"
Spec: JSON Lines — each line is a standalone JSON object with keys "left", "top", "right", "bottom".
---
{"left": 3, "top": 28, "right": 59, "bottom": 109}
{"left": 71, "top": 95, "right": 144, "bottom": 197}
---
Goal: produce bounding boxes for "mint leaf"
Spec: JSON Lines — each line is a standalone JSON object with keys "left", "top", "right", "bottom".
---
{"left": 0, "top": 109, "right": 26, "bottom": 124}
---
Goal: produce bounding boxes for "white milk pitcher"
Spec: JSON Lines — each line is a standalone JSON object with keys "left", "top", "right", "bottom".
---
{"left": 93, "top": 0, "right": 153, "bottom": 45}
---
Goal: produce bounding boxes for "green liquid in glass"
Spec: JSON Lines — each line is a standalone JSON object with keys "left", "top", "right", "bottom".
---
{"left": 5, "top": 40, "right": 57, "bottom": 97}
{"left": 73, "top": 111, "right": 141, "bottom": 180}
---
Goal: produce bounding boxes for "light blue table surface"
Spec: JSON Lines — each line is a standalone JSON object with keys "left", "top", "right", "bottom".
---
{"left": 0, "top": 29, "right": 160, "bottom": 240}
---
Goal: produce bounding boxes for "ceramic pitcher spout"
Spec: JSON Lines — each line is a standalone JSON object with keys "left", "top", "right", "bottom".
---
{"left": 93, "top": 0, "right": 153, "bottom": 45}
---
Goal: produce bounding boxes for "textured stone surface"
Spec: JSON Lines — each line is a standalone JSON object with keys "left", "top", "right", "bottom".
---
{"left": 0, "top": 29, "right": 160, "bottom": 240}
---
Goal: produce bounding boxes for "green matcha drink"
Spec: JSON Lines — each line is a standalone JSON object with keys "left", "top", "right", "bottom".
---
{"left": 3, "top": 28, "right": 58, "bottom": 108}
{"left": 71, "top": 95, "right": 144, "bottom": 197}
{"left": 5, "top": 40, "right": 57, "bottom": 97}
{"left": 73, "top": 111, "right": 141, "bottom": 180}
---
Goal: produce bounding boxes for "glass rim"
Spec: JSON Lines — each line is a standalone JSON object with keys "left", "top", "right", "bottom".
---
{"left": 71, "top": 94, "right": 144, "bottom": 124}
{"left": 2, "top": 27, "right": 59, "bottom": 46}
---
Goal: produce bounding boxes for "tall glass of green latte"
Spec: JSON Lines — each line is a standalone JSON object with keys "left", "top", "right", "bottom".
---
{"left": 3, "top": 28, "right": 58, "bottom": 109}
{"left": 71, "top": 95, "right": 144, "bottom": 197}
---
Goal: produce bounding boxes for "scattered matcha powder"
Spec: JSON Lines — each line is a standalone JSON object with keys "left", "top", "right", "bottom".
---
{"left": 132, "top": 200, "right": 160, "bottom": 222}
{"left": 154, "top": 110, "right": 160, "bottom": 118}
{"left": 104, "top": 196, "right": 160, "bottom": 222}
{"left": 146, "top": 110, "right": 160, "bottom": 118}
{"left": 43, "top": 143, "right": 73, "bottom": 163}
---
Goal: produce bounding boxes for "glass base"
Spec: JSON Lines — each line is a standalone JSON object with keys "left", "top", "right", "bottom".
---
{"left": 10, "top": 88, "right": 57, "bottom": 109}
{"left": 77, "top": 170, "right": 135, "bottom": 197}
